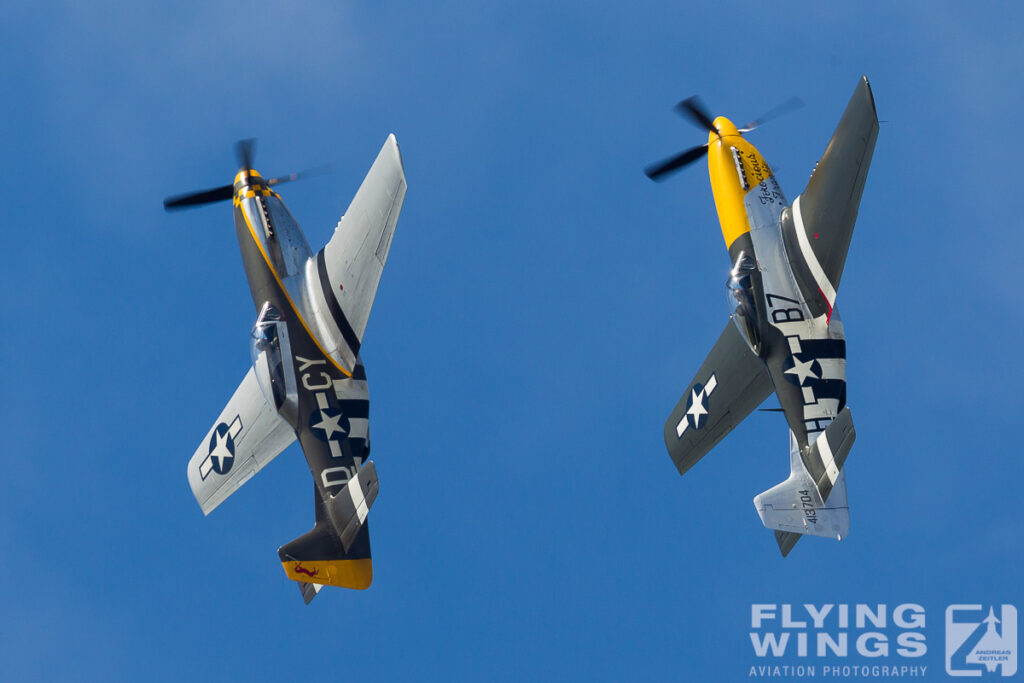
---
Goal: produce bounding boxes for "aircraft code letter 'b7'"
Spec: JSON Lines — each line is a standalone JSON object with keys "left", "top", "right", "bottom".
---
{"left": 165, "top": 136, "right": 407, "bottom": 603}
{"left": 647, "top": 77, "right": 878, "bottom": 556}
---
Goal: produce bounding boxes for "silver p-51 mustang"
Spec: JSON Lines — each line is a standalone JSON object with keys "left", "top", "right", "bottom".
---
{"left": 166, "top": 137, "right": 406, "bottom": 601}
{"left": 646, "top": 78, "right": 878, "bottom": 555}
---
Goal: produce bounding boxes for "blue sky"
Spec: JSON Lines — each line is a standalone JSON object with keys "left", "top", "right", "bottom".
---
{"left": 2, "top": 2, "right": 1023, "bottom": 680}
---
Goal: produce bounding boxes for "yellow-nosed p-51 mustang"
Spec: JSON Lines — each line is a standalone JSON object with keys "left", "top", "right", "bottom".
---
{"left": 647, "top": 77, "right": 878, "bottom": 556}
{"left": 166, "top": 137, "right": 406, "bottom": 601}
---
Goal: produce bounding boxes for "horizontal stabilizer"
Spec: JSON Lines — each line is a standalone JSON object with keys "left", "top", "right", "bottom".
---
{"left": 278, "top": 471, "right": 377, "bottom": 598}
{"left": 279, "top": 521, "right": 373, "bottom": 593}
{"left": 754, "top": 418, "right": 854, "bottom": 553}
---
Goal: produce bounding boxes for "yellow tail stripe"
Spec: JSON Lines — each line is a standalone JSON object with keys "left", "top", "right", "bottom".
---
{"left": 282, "top": 559, "right": 373, "bottom": 590}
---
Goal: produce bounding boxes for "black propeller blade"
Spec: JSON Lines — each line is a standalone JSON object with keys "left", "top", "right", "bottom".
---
{"left": 644, "top": 144, "right": 709, "bottom": 181}
{"left": 163, "top": 138, "right": 255, "bottom": 212}
{"left": 164, "top": 138, "right": 331, "bottom": 211}
{"left": 740, "top": 96, "right": 804, "bottom": 132}
{"left": 643, "top": 95, "right": 716, "bottom": 182}
{"left": 163, "top": 184, "right": 234, "bottom": 211}
{"left": 674, "top": 96, "right": 717, "bottom": 134}
{"left": 646, "top": 93, "right": 802, "bottom": 183}
{"left": 236, "top": 138, "right": 255, "bottom": 170}
{"left": 265, "top": 163, "right": 335, "bottom": 187}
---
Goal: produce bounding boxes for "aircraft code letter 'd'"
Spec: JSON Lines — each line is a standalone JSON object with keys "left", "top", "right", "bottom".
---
{"left": 646, "top": 78, "right": 877, "bottom": 556}
{"left": 166, "top": 136, "right": 406, "bottom": 602}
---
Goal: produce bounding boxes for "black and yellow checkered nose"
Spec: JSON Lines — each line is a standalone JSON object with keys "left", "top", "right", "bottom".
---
{"left": 233, "top": 169, "right": 279, "bottom": 205}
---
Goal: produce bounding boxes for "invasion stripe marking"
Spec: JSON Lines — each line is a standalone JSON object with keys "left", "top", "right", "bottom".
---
{"left": 347, "top": 474, "right": 370, "bottom": 525}
{"left": 797, "top": 338, "right": 846, "bottom": 359}
{"left": 793, "top": 196, "right": 837, "bottom": 313}
{"left": 316, "top": 250, "right": 362, "bottom": 357}
{"left": 817, "top": 432, "right": 840, "bottom": 485}
{"left": 336, "top": 399, "right": 370, "bottom": 419}
{"left": 808, "top": 379, "right": 847, "bottom": 402}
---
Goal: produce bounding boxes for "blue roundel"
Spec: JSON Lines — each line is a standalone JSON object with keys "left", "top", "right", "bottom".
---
{"left": 308, "top": 406, "right": 350, "bottom": 442}
{"left": 207, "top": 422, "right": 237, "bottom": 475}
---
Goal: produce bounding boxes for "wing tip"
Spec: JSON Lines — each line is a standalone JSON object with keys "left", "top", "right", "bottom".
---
{"left": 857, "top": 75, "right": 878, "bottom": 120}
{"left": 384, "top": 133, "right": 405, "bottom": 175}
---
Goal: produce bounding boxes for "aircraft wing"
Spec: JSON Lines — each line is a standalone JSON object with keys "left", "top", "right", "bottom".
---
{"left": 187, "top": 367, "right": 297, "bottom": 515}
{"left": 315, "top": 135, "right": 407, "bottom": 370}
{"left": 664, "top": 321, "right": 775, "bottom": 475}
{"left": 785, "top": 76, "right": 878, "bottom": 318}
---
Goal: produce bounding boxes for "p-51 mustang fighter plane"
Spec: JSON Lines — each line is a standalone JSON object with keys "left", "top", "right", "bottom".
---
{"left": 165, "top": 136, "right": 407, "bottom": 601}
{"left": 646, "top": 77, "right": 878, "bottom": 556}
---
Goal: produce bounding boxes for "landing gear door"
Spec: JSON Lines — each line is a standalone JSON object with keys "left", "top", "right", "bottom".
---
{"left": 250, "top": 302, "right": 299, "bottom": 425}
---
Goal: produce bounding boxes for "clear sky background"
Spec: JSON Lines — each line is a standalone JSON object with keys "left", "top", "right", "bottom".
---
{"left": 2, "top": 2, "right": 1023, "bottom": 680}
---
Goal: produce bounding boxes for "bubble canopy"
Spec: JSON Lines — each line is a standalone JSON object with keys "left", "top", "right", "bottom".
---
{"left": 250, "top": 302, "right": 299, "bottom": 423}
{"left": 727, "top": 252, "right": 761, "bottom": 356}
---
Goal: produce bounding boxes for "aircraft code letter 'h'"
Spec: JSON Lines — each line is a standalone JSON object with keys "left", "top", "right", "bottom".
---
{"left": 166, "top": 136, "right": 407, "bottom": 602}
{"left": 647, "top": 77, "right": 878, "bottom": 556}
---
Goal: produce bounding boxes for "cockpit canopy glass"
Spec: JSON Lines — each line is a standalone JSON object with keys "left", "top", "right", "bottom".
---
{"left": 726, "top": 252, "right": 761, "bottom": 355}
{"left": 250, "top": 303, "right": 297, "bottom": 419}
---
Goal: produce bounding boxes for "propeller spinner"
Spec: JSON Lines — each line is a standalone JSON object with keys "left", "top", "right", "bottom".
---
{"left": 644, "top": 95, "right": 803, "bottom": 182}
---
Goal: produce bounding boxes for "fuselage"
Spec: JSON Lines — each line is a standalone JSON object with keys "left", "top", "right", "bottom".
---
{"left": 229, "top": 167, "right": 371, "bottom": 493}
{"left": 230, "top": 168, "right": 353, "bottom": 378}
{"left": 706, "top": 118, "right": 847, "bottom": 450}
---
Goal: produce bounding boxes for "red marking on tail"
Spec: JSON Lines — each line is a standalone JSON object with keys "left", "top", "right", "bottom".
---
{"left": 294, "top": 563, "right": 319, "bottom": 578}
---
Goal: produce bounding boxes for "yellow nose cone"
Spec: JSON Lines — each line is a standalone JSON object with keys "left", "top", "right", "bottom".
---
{"left": 709, "top": 116, "right": 741, "bottom": 143}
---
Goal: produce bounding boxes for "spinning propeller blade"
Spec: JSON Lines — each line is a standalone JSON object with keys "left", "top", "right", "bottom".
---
{"left": 266, "top": 163, "right": 335, "bottom": 187}
{"left": 236, "top": 138, "right": 255, "bottom": 170}
{"left": 164, "top": 139, "right": 329, "bottom": 211}
{"left": 644, "top": 144, "right": 709, "bottom": 181}
{"left": 674, "top": 96, "right": 717, "bottom": 134}
{"left": 739, "top": 96, "right": 804, "bottom": 132}
{"left": 163, "top": 184, "right": 235, "bottom": 211}
{"left": 646, "top": 93, "right": 801, "bottom": 182}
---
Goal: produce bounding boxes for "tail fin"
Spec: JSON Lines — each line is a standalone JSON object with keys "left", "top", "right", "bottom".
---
{"left": 278, "top": 462, "right": 379, "bottom": 600}
{"left": 278, "top": 522, "right": 374, "bottom": 595}
{"left": 754, "top": 408, "right": 855, "bottom": 556}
